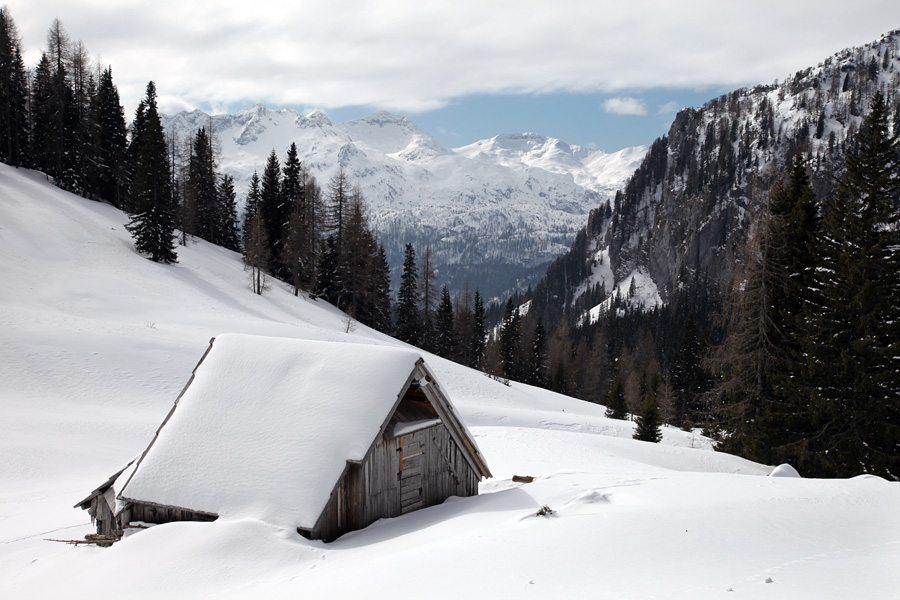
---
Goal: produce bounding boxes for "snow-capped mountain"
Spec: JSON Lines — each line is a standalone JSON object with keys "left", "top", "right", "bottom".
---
{"left": 529, "top": 29, "right": 900, "bottom": 323}
{"left": 161, "top": 107, "right": 646, "bottom": 299}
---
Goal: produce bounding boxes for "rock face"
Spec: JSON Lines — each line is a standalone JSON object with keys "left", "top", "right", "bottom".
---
{"left": 532, "top": 30, "right": 900, "bottom": 322}
{"left": 160, "top": 107, "right": 646, "bottom": 299}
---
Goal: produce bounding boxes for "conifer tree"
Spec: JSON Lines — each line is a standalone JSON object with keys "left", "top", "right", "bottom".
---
{"left": 89, "top": 67, "right": 128, "bottom": 206}
{"left": 366, "top": 243, "right": 393, "bottom": 334}
{"left": 605, "top": 368, "right": 628, "bottom": 420}
{"left": 471, "top": 289, "right": 487, "bottom": 368}
{"left": 259, "top": 149, "right": 284, "bottom": 274}
{"left": 316, "top": 234, "right": 341, "bottom": 304}
{"left": 434, "top": 285, "right": 455, "bottom": 359}
{"left": 242, "top": 170, "right": 261, "bottom": 247}
{"left": 395, "top": 244, "right": 421, "bottom": 346}
{"left": 809, "top": 91, "right": 900, "bottom": 479}
{"left": 0, "top": 8, "right": 30, "bottom": 167}
{"left": 527, "top": 318, "right": 549, "bottom": 388}
{"left": 29, "top": 53, "right": 55, "bottom": 176}
{"left": 499, "top": 299, "right": 523, "bottom": 381}
{"left": 125, "top": 82, "right": 176, "bottom": 264}
{"left": 186, "top": 127, "right": 217, "bottom": 242}
{"left": 217, "top": 174, "right": 241, "bottom": 251}
{"left": 634, "top": 371, "right": 663, "bottom": 442}
{"left": 419, "top": 245, "right": 437, "bottom": 351}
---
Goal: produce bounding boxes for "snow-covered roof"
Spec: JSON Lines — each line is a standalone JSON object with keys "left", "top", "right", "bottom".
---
{"left": 119, "top": 335, "right": 432, "bottom": 530}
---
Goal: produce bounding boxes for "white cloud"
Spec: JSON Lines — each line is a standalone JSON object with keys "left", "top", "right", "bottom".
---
{"left": 6, "top": 0, "right": 900, "bottom": 116}
{"left": 604, "top": 97, "right": 647, "bottom": 116}
{"left": 657, "top": 101, "right": 681, "bottom": 115}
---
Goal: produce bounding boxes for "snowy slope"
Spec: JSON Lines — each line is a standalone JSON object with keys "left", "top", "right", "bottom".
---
{"left": 1, "top": 164, "right": 898, "bottom": 599}
{"left": 161, "top": 106, "right": 646, "bottom": 298}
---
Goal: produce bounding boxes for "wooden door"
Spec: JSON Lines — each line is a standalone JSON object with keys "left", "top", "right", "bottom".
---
{"left": 399, "top": 430, "right": 425, "bottom": 514}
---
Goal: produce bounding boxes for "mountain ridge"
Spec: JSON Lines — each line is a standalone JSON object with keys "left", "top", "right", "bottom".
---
{"left": 528, "top": 29, "right": 900, "bottom": 324}
{"left": 160, "top": 107, "right": 647, "bottom": 299}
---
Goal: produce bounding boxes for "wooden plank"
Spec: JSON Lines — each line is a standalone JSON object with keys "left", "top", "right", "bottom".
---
{"left": 400, "top": 482, "right": 422, "bottom": 495}
{"left": 400, "top": 488, "right": 421, "bottom": 503}
{"left": 400, "top": 467, "right": 423, "bottom": 480}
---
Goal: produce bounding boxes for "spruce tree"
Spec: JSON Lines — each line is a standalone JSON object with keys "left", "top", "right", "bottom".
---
{"left": 242, "top": 171, "right": 261, "bottom": 247}
{"left": 810, "top": 92, "right": 900, "bottom": 479}
{"left": 125, "top": 82, "right": 177, "bottom": 264}
{"left": 186, "top": 127, "right": 217, "bottom": 243}
{"left": 605, "top": 368, "right": 628, "bottom": 420}
{"left": 434, "top": 285, "right": 455, "bottom": 359}
{"left": 0, "top": 8, "right": 30, "bottom": 167}
{"left": 395, "top": 244, "right": 421, "bottom": 346}
{"left": 259, "top": 150, "right": 283, "bottom": 274}
{"left": 634, "top": 371, "right": 663, "bottom": 442}
{"left": 367, "top": 243, "right": 393, "bottom": 334}
{"left": 29, "top": 53, "right": 55, "bottom": 176}
{"left": 499, "top": 299, "right": 523, "bottom": 382}
{"left": 217, "top": 174, "right": 241, "bottom": 251}
{"left": 89, "top": 67, "right": 128, "bottom": 206}
{"left": 419, "top": 245, "right": 437, "bottom": 351}
{"left": 527, "top": 318, "right": 549, "bottom": 388}
{"left": 316, "top": 234, "right": 341, "bottom": 305}
{"left": 471, "top": 289, "right": 487, "bottom": 368}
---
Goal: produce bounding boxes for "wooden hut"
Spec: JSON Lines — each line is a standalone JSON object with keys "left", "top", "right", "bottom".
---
{"left": 76, "top": 335, "right": 491, "bottom": 542}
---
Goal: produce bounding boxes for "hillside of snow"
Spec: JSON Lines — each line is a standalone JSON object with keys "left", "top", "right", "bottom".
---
{"left": 1, "top": 164, "right": 898, "bottom": 599}
{"left": 161, "top": 107, "right": 646, "bottom": 299}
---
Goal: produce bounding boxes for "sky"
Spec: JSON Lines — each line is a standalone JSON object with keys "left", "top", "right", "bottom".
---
{"left": 6, "top": 1, "right": 900, "bottom": 151}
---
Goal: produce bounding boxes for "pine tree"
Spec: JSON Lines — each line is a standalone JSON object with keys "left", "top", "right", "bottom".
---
{"left": 395, "top": 244, "right": 421, "bottom": 346}
{"left": 125, "top": 82, "right": 176, "bottom": 264}
{"left": 809, "top": 92, "right": 900, "bottom": 479}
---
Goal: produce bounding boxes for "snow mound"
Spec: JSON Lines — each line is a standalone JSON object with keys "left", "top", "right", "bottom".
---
{"left": 769, "top": 464, "right": 801, "bottom": 478}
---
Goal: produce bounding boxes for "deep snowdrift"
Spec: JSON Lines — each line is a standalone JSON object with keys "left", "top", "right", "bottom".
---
{"left": 1, "top": 164, "right": 897, "bottom": 599}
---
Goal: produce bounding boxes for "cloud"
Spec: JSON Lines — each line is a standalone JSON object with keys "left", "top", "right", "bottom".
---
{"left": 6, "top": 0, "right": 900, "bottom": 116}
{"left": 657, "top": 101, "right": 681, "bottom": 115}
{"left": 604, "top": 97, "right": 647, "bottom": 116}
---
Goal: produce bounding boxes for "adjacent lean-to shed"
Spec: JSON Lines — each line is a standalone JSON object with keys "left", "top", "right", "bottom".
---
{"left": 76, "top": 335, "right": 491, "bottom": 542}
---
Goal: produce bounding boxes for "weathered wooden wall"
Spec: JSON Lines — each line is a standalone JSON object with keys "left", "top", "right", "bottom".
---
{"left": 310, "top": 421, "right": 480, "bottom": 542}
{"left": 129, "top": 502, "right": 217, "bottom": 526}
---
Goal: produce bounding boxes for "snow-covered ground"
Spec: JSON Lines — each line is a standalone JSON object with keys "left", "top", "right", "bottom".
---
{"left": 1, "top": 163, "right": 898, "bottom": 599}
